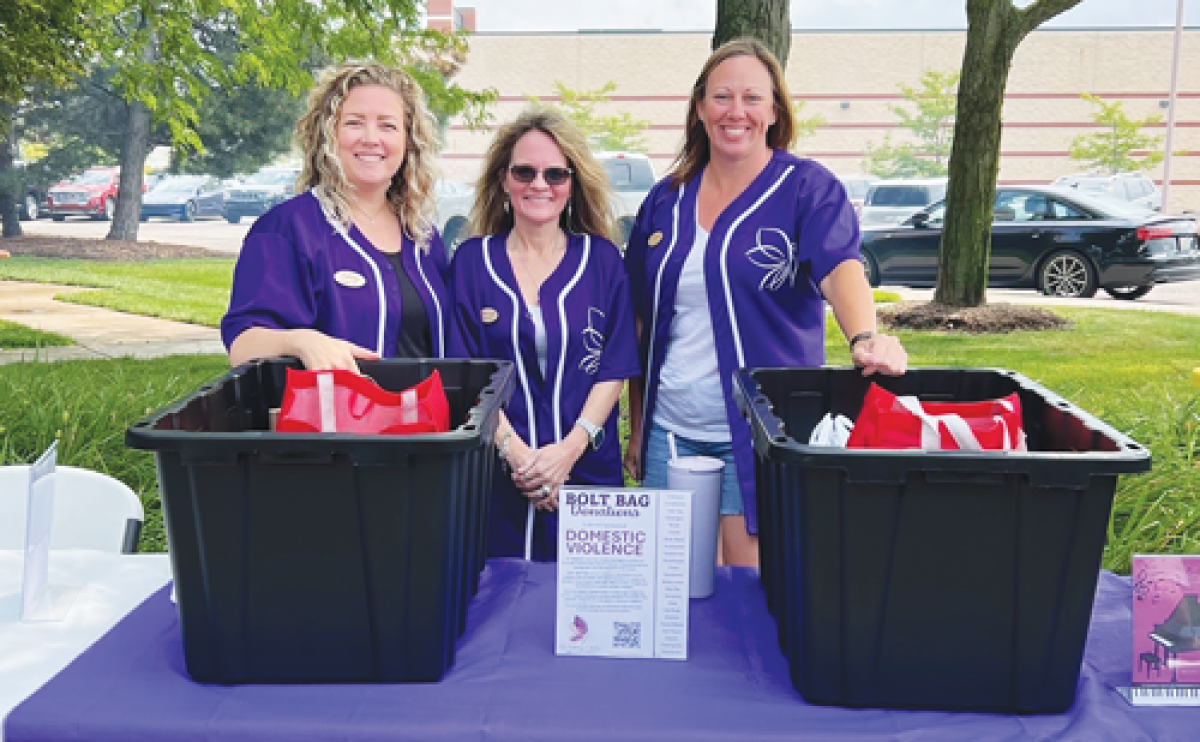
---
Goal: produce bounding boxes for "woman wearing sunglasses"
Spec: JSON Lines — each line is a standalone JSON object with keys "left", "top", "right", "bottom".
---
{"left": 222, "top": 62, "right": 454, "bottom": 370}
{"left": 623, "top": 39, "right": 908, "bottom": 567}
{"left": 448, "top": 107, "right": 640, "bottom": 562}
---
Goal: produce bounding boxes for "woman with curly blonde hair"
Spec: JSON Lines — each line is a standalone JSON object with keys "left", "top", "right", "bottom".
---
{"left": 223, "top": 61, "right": 455, "bottom": 370}
{"left": 449, "top": 106, "right": 640, "bottom": 561}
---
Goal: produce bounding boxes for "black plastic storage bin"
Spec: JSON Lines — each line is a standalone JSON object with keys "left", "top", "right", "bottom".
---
{"left": 732, "top": 367, "right": 1149, "bottom": 714}
{"left": 126, "top": 358, "right": 513, "bottom": 684}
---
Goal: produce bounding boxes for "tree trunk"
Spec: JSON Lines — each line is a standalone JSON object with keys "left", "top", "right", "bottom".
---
{"left": 935, "top": 0, "right": 1083, "bottom": 306}
{"left": 106, "top": 98, "right": 151, "bottom": 241}
{"left": 107, "top": 24, "right": 158, "bottom": 242}
{"left": 714, "top": 0, "right": 791, "bottom": 66}
{"left": 0, "top": 106, "right": 22, "bottom": 238}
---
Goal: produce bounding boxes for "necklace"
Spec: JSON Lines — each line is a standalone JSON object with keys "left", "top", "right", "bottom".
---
{"left": 511, "top": 231, "right": 565, "bottom": 306}
{"left": 351, "top": 200, "right": 390, "bottom": 224}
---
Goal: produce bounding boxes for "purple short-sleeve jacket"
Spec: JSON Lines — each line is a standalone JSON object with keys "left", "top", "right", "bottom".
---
{"left": 624, "top": 150, "right": 861, "bottom": 535}
{"left": 221, "top": 191, "right": 455, "bottom": 358}
{"left": 449, "top": 232, "right": 641, "bottom": 561}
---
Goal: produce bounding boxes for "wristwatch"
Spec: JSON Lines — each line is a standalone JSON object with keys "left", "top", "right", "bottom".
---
{"left": 576, "top": 417, "right": 604, "bottom": 451}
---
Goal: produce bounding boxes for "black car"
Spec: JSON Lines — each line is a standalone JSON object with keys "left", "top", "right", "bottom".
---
{"left": 860, "top": 185, "right": 1200, "bottom": 300}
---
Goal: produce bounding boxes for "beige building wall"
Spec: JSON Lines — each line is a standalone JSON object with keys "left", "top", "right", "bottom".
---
{"left": 444, "top": 28, "right": 1200, "bottom": 213}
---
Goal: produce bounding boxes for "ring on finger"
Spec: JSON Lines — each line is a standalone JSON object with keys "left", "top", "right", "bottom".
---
{"left": 539, "top": 484, "right": 551, "bottom": 498}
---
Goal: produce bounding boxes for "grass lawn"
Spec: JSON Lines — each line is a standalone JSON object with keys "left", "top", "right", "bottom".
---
{"left": 0, "top": 319, "right": 74, "bottom": 348}
{"left": 0, "top": 306, "right": 1195, "bottom": 571}
{"left": 0, "top": 257, "right": 235, "bottom": 327}
{"left": 0, "top": 252, "right": 1195, "bottom": 570}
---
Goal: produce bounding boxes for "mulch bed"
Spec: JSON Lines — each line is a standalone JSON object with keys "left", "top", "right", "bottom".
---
{"left": 879, "top": 301, "right": 1071, "bottom": 333}
{"left": 0, "top": 235, "right": 225, "bottom": 261}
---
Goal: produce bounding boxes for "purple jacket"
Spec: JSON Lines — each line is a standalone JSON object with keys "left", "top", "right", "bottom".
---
{"left": 449, "top": 231, "right": 641, "bottom": 560}
{"left": 221, "top": 191, "right": 454, "bottom": 358}
{"left": 624, "top": 150, "right": 861, "bottom": 534}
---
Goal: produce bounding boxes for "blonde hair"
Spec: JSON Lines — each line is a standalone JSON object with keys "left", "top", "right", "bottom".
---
{"left": 671, "top": 38, "right": 796, "bottom": 188}
{"left": 469, "top": 106, "right": 618, "bottom": 244}
{"left": 294, "top": 62, "right": 439, "bottom": 251}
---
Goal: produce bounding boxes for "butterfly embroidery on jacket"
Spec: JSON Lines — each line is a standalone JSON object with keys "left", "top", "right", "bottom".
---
{"left": 746, "top": 227, "right": 799, "bottom": 291}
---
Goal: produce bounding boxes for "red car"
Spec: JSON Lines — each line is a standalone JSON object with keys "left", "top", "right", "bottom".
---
{"left": 46, "top": 167, "right": 123, "bottom": 221}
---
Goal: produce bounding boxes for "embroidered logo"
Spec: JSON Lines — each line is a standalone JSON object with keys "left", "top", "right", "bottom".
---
{"left": 333, "top": 270, "right": 367, "bottom": 289}
{"left": 481, "top": 307, "right": 499, "bottom": 324}
{"left": 647, "top": 231, "right": 664, "bottom": 247}
{"left": 746, "top": 227, "right": 799, "bottom": 291}
{"left": 579, "top": 307, "right": 606, "bottom": 374}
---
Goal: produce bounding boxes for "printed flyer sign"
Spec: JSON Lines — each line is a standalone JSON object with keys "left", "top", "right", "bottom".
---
{"left": 556, "top": 487, "right": 691, "bottom": 660}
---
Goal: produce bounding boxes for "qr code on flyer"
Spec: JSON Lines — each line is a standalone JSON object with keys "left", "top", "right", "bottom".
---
{"left": 613, "top": 621, "right": 641, "bottom": 649}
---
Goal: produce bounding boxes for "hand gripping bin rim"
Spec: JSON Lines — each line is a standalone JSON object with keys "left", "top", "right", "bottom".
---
{"left": 124, "top": 358, "right": 515, "bottom": 684}
{"left": 732, "top": 365, "right": 1150, "bottom": 714}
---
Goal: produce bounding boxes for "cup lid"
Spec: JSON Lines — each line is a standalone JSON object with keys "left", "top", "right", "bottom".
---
{"left": 667, "top": 455, "right": 725, "bottom": 474}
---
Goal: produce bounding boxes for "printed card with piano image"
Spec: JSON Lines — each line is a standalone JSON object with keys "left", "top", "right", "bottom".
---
{"left": 1124, "top": 555, "right": 1200, "bottom": 705}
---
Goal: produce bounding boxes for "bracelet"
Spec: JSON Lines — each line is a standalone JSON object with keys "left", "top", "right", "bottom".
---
{"left": 497, "top": 429, "right": 512, "bottom": 468}
{"left": 848, "top": 330, "right": 875, "bottom": 352}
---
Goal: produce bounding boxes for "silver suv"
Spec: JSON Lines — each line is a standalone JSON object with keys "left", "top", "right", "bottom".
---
{"left": 1052, "top": 172, "right": 1162, "bottom": 211}
{"left": 859, "top": 178, "right": 949, "bottom": 226}
{"left": 597, "top": 152, "right": 656, "bottom": 245}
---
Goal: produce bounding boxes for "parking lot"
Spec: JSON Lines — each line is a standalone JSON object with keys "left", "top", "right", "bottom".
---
{"left": 22, "top": 216, "right": 249, "bottom": 255}
{"left": 17, "top": 216, "right": 1200, "bottom": 314}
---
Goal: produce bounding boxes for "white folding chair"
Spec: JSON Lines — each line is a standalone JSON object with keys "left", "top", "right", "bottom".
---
{"left": 0, "top": 465, "right": 145, "bottom": 553}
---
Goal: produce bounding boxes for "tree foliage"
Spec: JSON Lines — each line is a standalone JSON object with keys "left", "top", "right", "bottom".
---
{"left": 864, "top": 69, "right": 958, "bottom": 178}
{"left": 174, "top": 80, "right": 307, "bottom": 178}
{"left": 0, "top": 0, "right": 108, "bottom": 236}
{"left": 713, "top": 0, "right": 791, "bottom": 66}
{"left": 1069, "top": 93, "right": 1165, "bottom": 174}
{"left": 0, "top": 0, "right": 99, "bottom": 109}
{"left": 935, "top": 0, "right": 1084, "bottom": 308}
{"left": 91, "top": 1, "right": 496, "bottom": 240}
{"left": 791, "top": 101, "right": 825, "bottom": 150}
{"left": 529, "top": 82, "right": 650, "bottom": 153}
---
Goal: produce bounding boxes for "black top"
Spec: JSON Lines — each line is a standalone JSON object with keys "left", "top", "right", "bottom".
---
{"left": 385, "top": 252, "right": 432, "bottom": 358}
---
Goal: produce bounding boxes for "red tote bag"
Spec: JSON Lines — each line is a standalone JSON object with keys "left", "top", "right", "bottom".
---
{"left": 276, "top": 368, "right": 450, "bottom": 434}
{"left": 845, "top": 382, "right": 1027, "bottom": 451}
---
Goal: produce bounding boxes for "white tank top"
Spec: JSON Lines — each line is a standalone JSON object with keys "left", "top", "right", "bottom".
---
{"left": 528, "top": 305, "right": 548, "bottom": 377}
{"left": 653, "top": 222, "right": 730, "bottom": 442}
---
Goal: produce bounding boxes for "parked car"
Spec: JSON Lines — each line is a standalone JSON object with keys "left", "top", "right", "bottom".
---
{"left": 859, "top": 177, "right": 949, "bottom": 226}
{"left": 222, "top": 166, "right": 300, "bottom": 223}
{"left": 859, "top": 184, "right": 1200, "bottom": 300}
{"left": 435, "top": 180, "right": 474, "bottom": 253}
{"left": 1052, "top": 172, "right": 1162, "bottom": 211}
{"left": 598, "top": 151, "right": 656, "bottom": 245}
{"left": 837, "top": 173, "right": 879, "bottom": 216}
{"left": 140, "top": 175, "right": 226, "bottom": 222}
{"left": 12, "top": 160, "right": 48, "bottom": 220}
{"left": 46, "top": 167, "right": 123, "bottom": 221}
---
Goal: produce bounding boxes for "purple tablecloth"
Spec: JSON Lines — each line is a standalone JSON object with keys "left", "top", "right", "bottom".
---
{"left": 6, "top": 561, "right": 1199, "bottom": 741}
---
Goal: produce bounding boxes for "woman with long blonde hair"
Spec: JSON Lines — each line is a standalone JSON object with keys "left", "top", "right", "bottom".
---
{"left": 449, "top": 107, "right": 639, "bottom": 562}
{"left": 223, "top": 61, "right": 454, "bottom": 370}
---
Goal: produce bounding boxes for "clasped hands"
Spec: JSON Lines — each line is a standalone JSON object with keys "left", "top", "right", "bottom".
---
{"left": 504, "top": 436, "right": 585, "bottom": 512}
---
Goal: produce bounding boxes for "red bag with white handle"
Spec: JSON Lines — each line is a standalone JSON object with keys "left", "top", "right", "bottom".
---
{"left": 276, "top": 368, "right": 450, "bottom": 434}
{"left": 845, "top": 382, "right": 1027, "bottom": 451}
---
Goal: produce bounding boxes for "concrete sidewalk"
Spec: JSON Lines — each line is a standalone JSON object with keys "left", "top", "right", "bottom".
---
{"left": 2, "top": 279, "right": 1197, "bottom": 366}
{"left": 0, "top": 282, "right": 224, "bottom": 365}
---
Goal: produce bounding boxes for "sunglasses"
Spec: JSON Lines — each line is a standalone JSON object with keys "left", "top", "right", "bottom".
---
{"left": 508, "top": 164, "right": 573, "bottom": 186}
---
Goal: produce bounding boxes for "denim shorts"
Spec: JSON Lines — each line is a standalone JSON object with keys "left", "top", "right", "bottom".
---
{"left": 642, "top": 422, "right": 742, "bottom": 516}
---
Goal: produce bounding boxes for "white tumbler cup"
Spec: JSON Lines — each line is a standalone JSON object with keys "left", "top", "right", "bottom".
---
{"left": 667, "top": 455, "right": 724, "bottom": 599}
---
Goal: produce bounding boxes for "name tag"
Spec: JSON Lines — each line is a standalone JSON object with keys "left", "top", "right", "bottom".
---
{"left": 334, "top": 270, "right": 367, "bottom": 289}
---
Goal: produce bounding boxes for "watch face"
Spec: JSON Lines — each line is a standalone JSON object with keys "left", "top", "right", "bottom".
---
{"left": 592, "top": 427, "right": 604, "bottom": 451}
